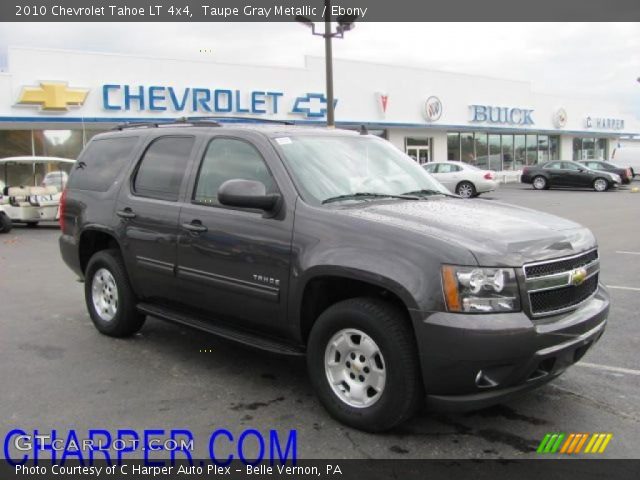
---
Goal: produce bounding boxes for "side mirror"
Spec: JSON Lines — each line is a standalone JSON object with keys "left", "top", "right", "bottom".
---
{"left": 218, "top": 179, "right": 280, "bottom": 211}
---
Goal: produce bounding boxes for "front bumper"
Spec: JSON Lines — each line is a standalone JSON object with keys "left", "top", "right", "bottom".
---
{"left": 414, "top": 284, "right": 609, "bottom": 411}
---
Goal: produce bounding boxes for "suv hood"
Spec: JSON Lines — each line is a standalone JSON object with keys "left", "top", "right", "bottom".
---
{"left": 337, "top": 197, "right": 596, "bottom": 266}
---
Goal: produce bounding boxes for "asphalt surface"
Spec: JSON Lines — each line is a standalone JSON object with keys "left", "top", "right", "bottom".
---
{"left": 1, "top": 182, "right": 639, "bottom": 460}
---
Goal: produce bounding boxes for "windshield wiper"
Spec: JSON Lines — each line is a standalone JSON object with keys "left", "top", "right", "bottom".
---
{"left": 401, "top": 189, "right": 452, "bottom": 197}
{"left": 322, "top": 192, "right": 419, "bottom": 204}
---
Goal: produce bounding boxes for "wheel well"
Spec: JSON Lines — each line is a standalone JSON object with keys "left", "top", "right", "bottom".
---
{"left": 79, "top": 230, "right": 120, "bottom": 273}
{"left": 299, "top": 276, "right": 411, "bottom": 343}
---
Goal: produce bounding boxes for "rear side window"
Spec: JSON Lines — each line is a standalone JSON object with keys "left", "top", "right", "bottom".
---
{"left": 133, "top": 136, "right": 195, "bottom": 202}
{"left": 68, "top": 137, "right": 138, "bottom": 192}
{"left": 193, "top": 138, "right": 275, "bottom": 206}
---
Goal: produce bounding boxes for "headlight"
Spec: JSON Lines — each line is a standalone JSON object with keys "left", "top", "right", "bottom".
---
{"left": 441, "top": 265, "right": 520, "bottom": 313}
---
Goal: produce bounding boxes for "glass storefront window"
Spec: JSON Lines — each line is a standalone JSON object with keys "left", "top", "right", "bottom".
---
{"left": 538, "top": 135, "right": 549, "bottom": 164}
{"left": 514, "top": 135, "right": 526, "bottom": 170}
{"left": 0, "top": 130, "right": 33, "bottom": 158}
{"left": 447, "top": 133, "right": 460, "bottom": 161}
{"left": 573, "top": 138, "right": 582, "bottom": 160}
{"left": 582, "top": 138, "right": 596, "bottom": 160}
{"left": 34, "top": 130, "right": 84, "bottom": 159}
{"left": 461, "top": 133, "right": 474, "bottom": 164}
{"left": 405, "top": 138, "right": 432, "bottom": 164}
{"left": 502, "top": 135, "right": 514, "bottom": 170}
{"left": 595, "top": 138, "right": 608, "bottom": 159}
{"left": 488, "top": 134, "right": 501, "bottom": 171}
{"left": 474, "top": 133, "right": 488, "bottom": 169}
{"left": 525, "top": 134, "right": 538, "bottom": 165}
{"left": 550, "top": 136, "right": 559, "bottom": 160}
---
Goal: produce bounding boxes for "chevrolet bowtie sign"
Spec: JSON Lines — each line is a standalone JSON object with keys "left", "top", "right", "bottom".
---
{"left": 16, "top": 81, "right": 89, "bottom": 111}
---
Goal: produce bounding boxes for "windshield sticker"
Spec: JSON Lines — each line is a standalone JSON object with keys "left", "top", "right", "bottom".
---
{"left": 275, "top": 137, "right": 293, "bottom": 145}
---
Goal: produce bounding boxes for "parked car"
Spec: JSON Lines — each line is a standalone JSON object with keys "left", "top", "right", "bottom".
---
{"left": 0, "top": 156, "right": 75, "bottom": 233}
{"left": 577, "top": 160, "right": 632, "bottom": 185}
{"left": 422, "top": 161, "right": 498, "bottom": 198}
{"left": 521, "top": 161, "right": 620, "bottom": 192}
{"left": 60, "top": 120, "right": 608, "bottom": 432}
{"left": 611, "top": 146, "right": 640, "bottom": 179}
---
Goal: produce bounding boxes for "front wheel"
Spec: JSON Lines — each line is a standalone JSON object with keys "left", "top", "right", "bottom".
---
{"left": 456, "top": 181, "right": 476, "bottom": 198}
{"left": 0, "top": 212, "right": 12, "bottom": 234}
{"left": 307, "top": 297, "right": 423, "bottom": 432}
{"left": 84, "top": 249, "right": 145, "bottom": 337}
{"left": 593, "top": 178, "right": 608, "bottom": 192}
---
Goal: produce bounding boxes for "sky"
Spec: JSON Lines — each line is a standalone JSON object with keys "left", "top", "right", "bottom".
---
{"left": 0, "top": 22, "right": 639, "bottom": 116}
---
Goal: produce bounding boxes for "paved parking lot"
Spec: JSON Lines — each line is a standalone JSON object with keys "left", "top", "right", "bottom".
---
{"left": 1, "top": 182, "right": 639, "bottom": 459}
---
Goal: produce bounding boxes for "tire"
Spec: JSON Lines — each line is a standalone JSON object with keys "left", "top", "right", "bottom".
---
{"left": 84, "top": 249, "right": 145, "bottom": 337}
{"left": 307, "top": 297, "right": 423, "bottom": 432}
{"left": 0, "top": 213, "right": 12, "bottom": 234}
{"left": 25, "top": 221, "right": 39, "bottom": 228}
{"left": 532, "top": 176, "right": 548, "bottom": 190}
{"left": 456, "top": 181, "right": 476, "bottom": 198}
{"left": 593, "top": 177, "right": 608, "bottom": 192}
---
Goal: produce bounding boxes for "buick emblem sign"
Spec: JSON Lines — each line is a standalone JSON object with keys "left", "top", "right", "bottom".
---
{"left": 553, "top": 107, "right": 568, "bottom": 128}
{"left": 424, "top": 96, "right": 442, "bottom": 122}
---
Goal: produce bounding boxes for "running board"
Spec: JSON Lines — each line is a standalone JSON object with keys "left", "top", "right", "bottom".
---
{"left": 137, "top": 303, "right": 305, "bottom": 357}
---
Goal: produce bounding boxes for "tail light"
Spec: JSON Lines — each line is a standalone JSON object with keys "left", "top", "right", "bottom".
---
{"left": 627, "top": 169, "right": 632, "bottom": 179}
{"left": 58, "top": 188, "right": 67, "bottom": 230}
{"left": 484, "top": 172, "right": 495, "bottom": 180}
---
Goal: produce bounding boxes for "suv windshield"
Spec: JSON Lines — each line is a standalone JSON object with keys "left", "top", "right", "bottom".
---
{"left": 276, "top": 134, "right": 448, "bottom": 204}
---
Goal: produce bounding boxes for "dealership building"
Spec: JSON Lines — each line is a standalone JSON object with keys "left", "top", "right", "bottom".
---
{"left": 1, "top": 46, "right": 639, "bottom": 173}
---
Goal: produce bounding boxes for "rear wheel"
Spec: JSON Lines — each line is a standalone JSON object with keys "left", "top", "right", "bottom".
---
{"left": 0, "top": 213, "right": 12, "bottom": 234}
{"left": 85, "top": 249, "right": 145, "bottom": 337}
{"left": 593, "top": 178, "right": 608, "bottom": 192}
{"left": 532, "top": 176, "right": 548, "bottom": 190}
{"left": 456, "top": 181, "right": 476, "bottom": 198}
{"left": 307, "top": 297, "right": 423, "bottom": 432}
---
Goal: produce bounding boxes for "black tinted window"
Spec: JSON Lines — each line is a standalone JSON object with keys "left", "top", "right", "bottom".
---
{"left": 133, "top": 136, "right": 195, "bottom": 201}
{"left": 68, "top": 137, "right": 138, "bottom": 192}
{"left": 194, "top": 138, "right": 275, "bottom": 206}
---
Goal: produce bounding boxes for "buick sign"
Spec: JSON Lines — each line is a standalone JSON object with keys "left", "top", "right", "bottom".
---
{"left": 470, "top": 104, "right": 534, "bottom": 125}
{"left": 424, "top": 96, "right": 442, "bottom": 122}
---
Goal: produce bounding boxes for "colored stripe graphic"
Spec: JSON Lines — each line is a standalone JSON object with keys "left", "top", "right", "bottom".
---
{"left": 538, "top": 433, "right": 612, "bottom": 454}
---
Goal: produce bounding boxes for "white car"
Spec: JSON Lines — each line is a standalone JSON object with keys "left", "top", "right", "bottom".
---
{"left": 422, "top": 161, "right": 499, "bottom": 198}
{"left": 611, "top": 146, "right": 640, "bottom": 179}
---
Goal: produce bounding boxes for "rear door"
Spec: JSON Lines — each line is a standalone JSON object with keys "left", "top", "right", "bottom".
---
{"left": 544, "top": 162, "right": 566, "bottom": 186}
{"left": 115, "top": 135, "right": 198, "bottom": 303}
{"left": 176, "top": 134, "right": 293, "bottom": 334}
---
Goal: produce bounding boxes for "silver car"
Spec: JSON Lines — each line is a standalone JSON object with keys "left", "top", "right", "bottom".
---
{"left": 422, "top": 161, "right": 499, "bottom": 198}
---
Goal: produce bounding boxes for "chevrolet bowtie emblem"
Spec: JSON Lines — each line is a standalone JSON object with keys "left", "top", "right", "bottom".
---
{"left": 16, "top": 81, "right": 89, "bottom": 111}
{"left": 569, "top": 267, "right": 588, "bottom": 286}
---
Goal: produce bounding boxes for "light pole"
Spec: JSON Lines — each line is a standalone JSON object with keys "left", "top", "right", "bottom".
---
{"left": 296, "top": 0, "right": 357, "bottom": 127}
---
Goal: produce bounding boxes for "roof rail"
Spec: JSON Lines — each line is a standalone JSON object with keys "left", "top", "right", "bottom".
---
{"left": 112, "top": 118, "right": 222, "bottom": 130}
{"left": 185, "top": 116, "right": 296, "bottom": 125}
{"left": 112, "top": 121, "right": 160, "bottom": 130}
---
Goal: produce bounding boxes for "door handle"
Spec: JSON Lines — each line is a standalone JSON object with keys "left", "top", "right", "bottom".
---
{"left": 182, "top": 221, "right": 208, "bottom": 233}
{"left": 116, "top": 208, "right": 136, "bottom": 219}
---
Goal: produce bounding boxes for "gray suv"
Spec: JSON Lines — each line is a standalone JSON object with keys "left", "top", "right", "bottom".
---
{"left": 59, "top": 120, "right": 609, "bottom": 432}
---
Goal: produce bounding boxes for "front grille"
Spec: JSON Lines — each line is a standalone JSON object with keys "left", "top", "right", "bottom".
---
{"left": 525, "top": 249, "right": 598, "bottom": 278}
{"left": 529, "top": 274, "right": 598, "bottom": 315}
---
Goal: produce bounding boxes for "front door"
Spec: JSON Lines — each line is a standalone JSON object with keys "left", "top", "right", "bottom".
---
{"left": 176, "top": 136, "right": 292, "bottom": 334}
{"left": 406, "top": 147, "right": 431, "bottom": 164}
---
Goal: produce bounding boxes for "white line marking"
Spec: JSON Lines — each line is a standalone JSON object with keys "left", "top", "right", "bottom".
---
{"left": 616, "top": 251, "right": 640, "bottom": 255}
{"left": 576, "top": 362, "right": 640, "bottom": 376}
{"left": 606, "top": 285, "right": 640, "bottom": 292}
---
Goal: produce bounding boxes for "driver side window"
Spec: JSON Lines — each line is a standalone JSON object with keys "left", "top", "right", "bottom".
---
{"left": 193, "top": 138, "right": 275, "bottom": 206}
